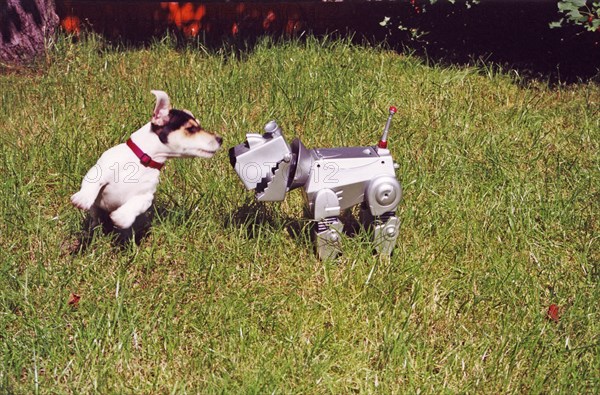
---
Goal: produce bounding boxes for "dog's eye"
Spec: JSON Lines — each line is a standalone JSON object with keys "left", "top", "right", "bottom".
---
{"left": 187, "top": 126, "right": 201, "bottom": 134}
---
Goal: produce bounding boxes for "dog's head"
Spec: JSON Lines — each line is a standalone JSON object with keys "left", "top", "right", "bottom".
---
{"left": 150, "top": 90, "right": 222, "bottom": 158}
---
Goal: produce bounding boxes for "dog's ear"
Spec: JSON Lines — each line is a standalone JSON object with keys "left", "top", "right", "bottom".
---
{"left": 151, "top": 90, "right": 171, "bottom": 126}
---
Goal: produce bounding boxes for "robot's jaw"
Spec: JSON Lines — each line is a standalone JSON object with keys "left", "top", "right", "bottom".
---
{"left": 229, "top": 122, "right": 295, "bottom": 201}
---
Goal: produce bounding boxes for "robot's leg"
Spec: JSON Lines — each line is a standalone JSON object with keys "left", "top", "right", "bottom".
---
{"left": 362, "top": 175, "right": 402, "bottom": 256}
{"left": 314, "top": 217, "right": 344, "bottom": 260}
{"left": 360, "top": 205, "right": 400, "bottom": 256}
{"left": 311, "top": 188, "right": 343, "bottom": 260}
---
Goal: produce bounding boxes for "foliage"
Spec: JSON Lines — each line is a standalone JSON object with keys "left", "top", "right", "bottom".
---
{"left": 380, "top": 0, "right": 600, "bottom": 39}
{"left": 550, "top": 0, "right": 600, "bottom": 32}
{"left": 379, "top": 0, "right": 479, "bottom": 43}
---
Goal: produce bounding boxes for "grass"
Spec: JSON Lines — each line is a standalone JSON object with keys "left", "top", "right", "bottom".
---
{"left": 0, "top": 34, "right": 598, "bottom": 393}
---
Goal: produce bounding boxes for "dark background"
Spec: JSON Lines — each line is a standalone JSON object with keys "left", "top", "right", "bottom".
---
{"left": 55, "top": 0, "right": 600, "bottom": 83}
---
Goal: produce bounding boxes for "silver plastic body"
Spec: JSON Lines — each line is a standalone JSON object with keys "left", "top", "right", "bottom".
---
{"left": 229, "top": 120, "right": 402, "bottom": 260}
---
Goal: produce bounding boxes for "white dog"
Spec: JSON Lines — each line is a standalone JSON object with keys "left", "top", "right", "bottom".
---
{"left": 71, "top": 90, "right": 222, "bottom": 230}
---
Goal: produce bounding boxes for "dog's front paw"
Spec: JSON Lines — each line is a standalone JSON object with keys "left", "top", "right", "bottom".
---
{"left": 71, "top": 191, "right": 95, "bottom": 211}
{"left": 110, "top": 210, "right": 136, "bottom": 229}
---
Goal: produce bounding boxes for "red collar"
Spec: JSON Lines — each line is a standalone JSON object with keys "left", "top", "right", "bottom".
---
{"left": 126, "top": 138, "right": 165, "bottom": 170}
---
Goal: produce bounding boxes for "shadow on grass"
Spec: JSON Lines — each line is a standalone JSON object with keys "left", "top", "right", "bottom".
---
{"left": 225, "top": 201, "right": 282, "bottom": 239}
{"left": 225, "top": 201, "right": 373, "bottom": 254}
{"left": 70, "top": 205, "right": 163, "bottom": 254}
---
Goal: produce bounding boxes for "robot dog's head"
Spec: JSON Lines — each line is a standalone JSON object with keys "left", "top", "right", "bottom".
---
{"left": 229, "top": 121, "right": 295, "bottom": 201}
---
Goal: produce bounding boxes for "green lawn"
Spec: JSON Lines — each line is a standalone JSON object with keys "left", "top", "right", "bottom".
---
{"left": 0, "top": 35, "right": 598, "bottom": 394}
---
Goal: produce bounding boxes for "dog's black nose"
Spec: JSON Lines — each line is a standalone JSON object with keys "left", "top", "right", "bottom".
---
{"left": 216, "top": 136, "right": 223, "bottom": 146}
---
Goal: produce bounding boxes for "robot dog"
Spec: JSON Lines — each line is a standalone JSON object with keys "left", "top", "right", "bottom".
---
{"left": 229, "top": 108, "right": 402, "bottom": 259}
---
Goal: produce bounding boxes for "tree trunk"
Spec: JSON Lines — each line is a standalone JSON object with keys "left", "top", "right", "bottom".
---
{"left": 0, "top": 0, "right": 59, "bottom": 64}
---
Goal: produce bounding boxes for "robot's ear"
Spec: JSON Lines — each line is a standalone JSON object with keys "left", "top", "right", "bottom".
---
{"left": 246, "top": 133, "right": 267, "bottom": 149}
{"left": 151, "top": 90, "right": 171, "bottom": 126}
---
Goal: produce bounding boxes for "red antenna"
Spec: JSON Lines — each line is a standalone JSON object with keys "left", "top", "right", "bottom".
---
{"left": 378, "top": 106, "right": 397, "bottom": 149}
